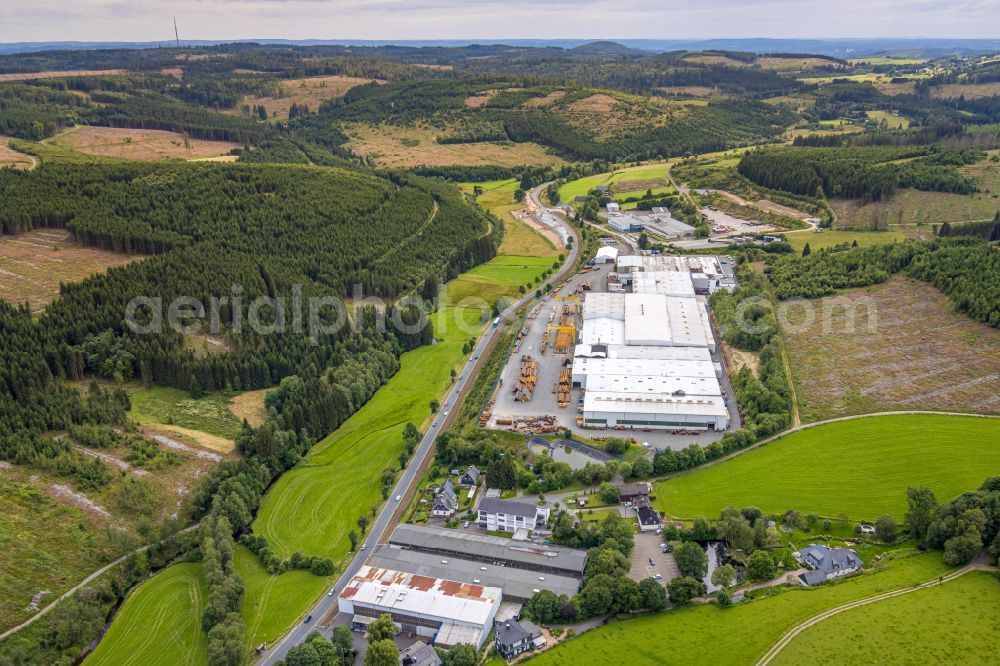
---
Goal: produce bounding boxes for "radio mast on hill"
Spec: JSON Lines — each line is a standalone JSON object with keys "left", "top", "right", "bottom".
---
{"left": 174, "top": 18, "right": 180, "bottom": 48}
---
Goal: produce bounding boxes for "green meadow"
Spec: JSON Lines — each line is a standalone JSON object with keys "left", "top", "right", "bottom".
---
{"left": 655, "top": 414, "right": 1000, "bottom": 521}
{"left": 529, "top": 552, "right": 952, "bottom": 666}
{"left": 771, "top": 572, "right": 1000, "bottom": 665}
{"left": 85, "top": 563, "right": 207, "bottom": 666}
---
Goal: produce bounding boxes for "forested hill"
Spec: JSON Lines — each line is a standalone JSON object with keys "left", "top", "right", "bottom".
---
{"left": 0, "top": 160, "right": 500, "bottom": 445}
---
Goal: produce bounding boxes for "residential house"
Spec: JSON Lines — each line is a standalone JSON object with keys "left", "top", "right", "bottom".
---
{"left": 795, "top": 544, "right": 863, "bottom": 585}
{"left": 477, "top": 497, "right": 550, "bottom": 533}
{"left": 460, "top": 466, "right": 481, "bottom": 486}
{"left": 432, "top": 479, "right": 458, "bottom": 517}
{"left": 399, "top": 641, "right": 442, "bottom": 666}
{"left": 494, "top": 619, "right": 545, "bottom": 660}
{"left": 617, "top": 481, "right": 652, "bottom": 502}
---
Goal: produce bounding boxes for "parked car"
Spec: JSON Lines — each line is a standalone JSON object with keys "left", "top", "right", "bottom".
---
{"left": 567, "top": 499, "right": 576, "bottom": 505}
{"left": 648, "top": 558, "right": 655, "bottom": 566}
{"left": 463, "top": 521, "right": 470, "bottom": 528}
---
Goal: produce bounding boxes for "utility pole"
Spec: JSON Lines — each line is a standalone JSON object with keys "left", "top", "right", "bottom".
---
{"left": 174, "top": 17, "right": 180, "bottom": 48}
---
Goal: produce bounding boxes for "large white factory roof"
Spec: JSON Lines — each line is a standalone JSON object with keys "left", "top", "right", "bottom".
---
{"left": 616, "top": 254, "right": 726, "bottom": 276}
{"left": 584, "top": 391, "right": 729, "bottom": 418}
{"left": 582, "top": 293, "right": 625, "bottom": 320}
{"left": 595, "top": 246, "right": 619, "bottom": 262}
{"left": 664, "top": 297, "right": 712, "bottom": 348}
{"left": 579, "top": 317, "right": 625, "bottom": 346}
{"left": 631, "top": 271, "right": 696, "bottom": 298}
{"left": 572, "top": 357, "right": 718, "bottom": 381}
{"left": 607, "top": 345, "right": 712, "bottom": 362}
{"left": 585, "top": 373, "right": 723, "bottom": 397}
{"left": 624, "top": 293, "right": 672, "bottom": 346}
{"left": 339, "top": 566, "right": 501, "bottom": 627}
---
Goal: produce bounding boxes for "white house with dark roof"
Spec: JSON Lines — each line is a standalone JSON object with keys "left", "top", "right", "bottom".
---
{"left": 495, "top": 619, "right": 545, "bottom": 659}
{"left": 477, "top": 498, "right": 550, "bottom": 533}
{"left": 432, "top": 479, "right": 458, "bottom": 517}
{"left": 795, "top": 544, "right": 863, "bottom": 585}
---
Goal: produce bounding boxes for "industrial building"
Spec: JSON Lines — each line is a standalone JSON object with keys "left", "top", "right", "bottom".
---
{"left": 571, "top": 252, "right": 732, "bottom": 432}
{"left": 388, "top": 525, "right": 588, "bottom": 577}
{"left": 368, "top": 545, "right": 581, "bottom": 603}
{"left": 338, "top": 566, "right": 501, "bottom": 648}
{"left": 607, "top": 213, "right": 645, "bottom": 232}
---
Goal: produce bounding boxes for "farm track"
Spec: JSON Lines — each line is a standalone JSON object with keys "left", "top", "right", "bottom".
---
{"left": 0, "top": 524, "right": 200, "bottom": 642}
{"left": 755, "top": 557, "right": 998, "bottom": 666}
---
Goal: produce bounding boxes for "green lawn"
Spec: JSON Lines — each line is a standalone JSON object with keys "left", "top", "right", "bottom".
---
{"left": 783, "top": 228, "right": 908, "bottom": 253}
{"left": 655, "top": 414, "right": 1000, "bottom": 521}
{"left": 772, "top": 572, "right": 1000, "bottom": 665}
{"left": 558, "top": 162, "right": 672, "bottom": 204}
{"left": 85, "top": 563, "right": 207, "bottom": 666}
{"left": 529, "top": 552, "right": 952, "bottom": 666}
{"left": 129, "top": 386, "right": 243, "bottom": 440}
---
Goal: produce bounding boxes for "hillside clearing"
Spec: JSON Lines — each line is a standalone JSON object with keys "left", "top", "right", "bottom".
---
{"left": 51, "top": 126, "right": 240, "bottom": 161}
{"left": 0, "top": 228, "right": 140, "bottom": 313}
{"left": 784, "top": 277, "right": 1000, "bottom": 421}
{"left": 654, "top": 414, "right": 1000, "bottom": 521}
{"left": 0, "top": 137, "right": 34, "bottom": 169}
{"left": 234, "top": 75, "right": 382, "bottom": 122}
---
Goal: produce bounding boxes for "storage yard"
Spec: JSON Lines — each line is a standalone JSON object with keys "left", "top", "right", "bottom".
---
{"left": 486, "top": 249, "right": 741, "bottom": 449}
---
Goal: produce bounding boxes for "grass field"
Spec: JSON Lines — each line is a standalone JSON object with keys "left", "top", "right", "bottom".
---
{"left": 784, "top": 277, "right": 1000, "bottom": 421}
{"left": 931, "top": 82, "right": 1000, "bottom": 100}
{"left": 0, "top": 69, "right": 128, "bottom": 82}
{"left": 85, "top": 563, "right": 207, "bottom": 666}
{"left": 848, "top": 57, "right": 928, "bottom": 65}
{"left": 51, "top": 126, "right": 240, "bottom": 161}
{"left": 866, "top": 109, "right": 911, "bottom": 129}
{"left": 0, "top": 228, "right": 140, "bottom": 313}
{"left": 459, "top": 179, "right": 560, "bottom": 257}
{"left": 129, "top": 386, "right": 244, "bottom": 449}
{"left": 782, "top": 228, "right": 908, "bottom": 252}
{"left": 654, "top": 414, "right": 1000, "bottom": 521}
{"left": 529, "top": 551, "right": 952, "bottom": 666}
{"left": 558, "top": 162, "right": 671, "bottom": 204}
{"left": 771, "top": 572, "right": 1000, "bottom": 665}
{"left": 235, "top": 546, "right": 328, "bottom": 655}
{"left": 344, "top": 122, "right": 564, "bottom": 168}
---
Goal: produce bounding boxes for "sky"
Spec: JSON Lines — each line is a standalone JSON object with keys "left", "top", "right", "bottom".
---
{"left": 1, "top": 0, "right": 998, "bottom": 43}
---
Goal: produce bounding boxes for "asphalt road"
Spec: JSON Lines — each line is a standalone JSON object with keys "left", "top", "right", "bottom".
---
{"left": 257, "top": 185, "right": 579, "bottom": 664}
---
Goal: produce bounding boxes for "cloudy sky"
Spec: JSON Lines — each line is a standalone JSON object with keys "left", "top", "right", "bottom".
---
{"left": 1, "top": 0, "right": 997, "bottom": 43}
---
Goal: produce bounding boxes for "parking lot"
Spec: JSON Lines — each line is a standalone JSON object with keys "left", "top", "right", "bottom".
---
{"left": 629, "top": 530, "right": 680, "bottom": 586}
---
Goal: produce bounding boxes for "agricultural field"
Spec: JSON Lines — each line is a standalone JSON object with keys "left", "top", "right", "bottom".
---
{"left": 84, "top": 563, "right": 208, "bottom": 666}
{"left": 50, "top": 126, "right": 241, "bottom": 161}
{"left": 782, "top": 228, "right": 908, "bottom": 252}
{"left": 757, "top": 56, "right": 847, "bottom": 71}
{"left": 343, "top": 122, "right": 564, "bottom": 168}
{"left": 0, "top": 228, "right": 140, "bottom": 313}
{"left": 529, "top": 552, "right": 953, "bottom": 666}
{"left": 459, "top": 179, "right": 561, "bottom": 257}
{"left": 783, "top": 276, "right": 1000, "bottom": 421}
{"left": 654, "top": 414, "right": 1000, "bottom": 521}
{"left": 128, "top": 386, "right": 246, "bottom": 451}
{"left": 848, "top": 57, "right": 928, "bottom": 65}
{"left": 0, "top": 137, "right": 34, "bottom": 169}
{"left": 233, "top": 74, "right": 382, "bottom": 122}
{"left": 771, "top": 572, "right": 1000, "bottom": 665}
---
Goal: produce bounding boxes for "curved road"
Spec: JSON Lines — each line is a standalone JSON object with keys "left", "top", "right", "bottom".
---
{"left": 257, "top": 185, "right": 579, "bottom": 664}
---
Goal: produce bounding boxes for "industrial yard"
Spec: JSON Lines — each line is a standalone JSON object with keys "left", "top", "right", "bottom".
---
{"left": 485, "top": 246, "right": 741, "bottom": 450}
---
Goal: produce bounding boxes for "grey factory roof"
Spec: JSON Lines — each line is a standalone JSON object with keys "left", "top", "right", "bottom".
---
{"left": 389, "top": 524, "right": 588, "bottom": 575}
{"left": 477, "top": 497, "right": 542, "bottom": 519}
{"left": 368, "top": 545, "right": 581, "bottom": 601}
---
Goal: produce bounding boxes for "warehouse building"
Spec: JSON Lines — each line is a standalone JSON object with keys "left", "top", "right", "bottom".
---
{"left": 574, "top": 344, "right": 712, "bottom": 363}
{"left": 607, "top": 213, "right": 645, "bottom": 232}
{"left": 631, "top": 271, "right": 696, "bottom": 298}
{"left": 579, "top": 293, "right": 715, "bottom": 352}
{"left": 338, "top": 566, "right": 501, "bottom": 648}
{"left": 389, "top": 525, "right": 588, "bottom": 577}
{"left": 368, "top": 545, "right": 581, "bottom": 603}
{"left": 583, "top": 391, "right": 729, "bottom": 430}
{"left": 570, "top": 357, "right": 720, "bottom": 388}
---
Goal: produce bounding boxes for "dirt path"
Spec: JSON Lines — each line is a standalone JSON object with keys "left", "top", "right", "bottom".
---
{"left": 755, "top": 558, "right": 996, "bottom": 666}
